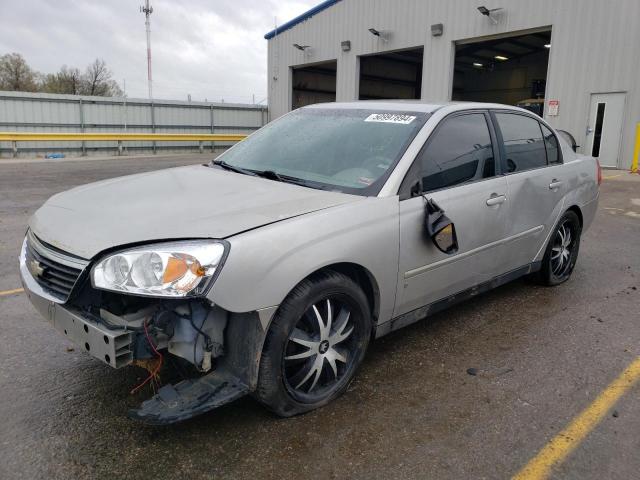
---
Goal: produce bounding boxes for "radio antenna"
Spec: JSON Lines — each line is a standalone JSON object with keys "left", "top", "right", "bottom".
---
{"left": 140, "top": 0, "right": 154, "bottom": 99}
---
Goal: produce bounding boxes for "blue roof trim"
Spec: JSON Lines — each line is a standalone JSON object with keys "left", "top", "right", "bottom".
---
{"left": 264, "top": 0, "right": 341, "bottom": 40}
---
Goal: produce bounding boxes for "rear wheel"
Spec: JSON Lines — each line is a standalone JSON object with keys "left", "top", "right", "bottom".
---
{"left": 536, "top": 210, "right": 582, "bottom": 285}
{"left": 255, "top": 271, "right": 371, "bottom": 417}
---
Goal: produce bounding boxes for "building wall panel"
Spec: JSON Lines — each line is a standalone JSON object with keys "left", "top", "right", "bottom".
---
{"left": 268, "top": 0, "right": 640, "bottom": 168}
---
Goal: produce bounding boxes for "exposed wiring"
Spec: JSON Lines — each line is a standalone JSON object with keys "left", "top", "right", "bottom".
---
{"left": 130, "top": 318, "right": 164, "bottom": 395}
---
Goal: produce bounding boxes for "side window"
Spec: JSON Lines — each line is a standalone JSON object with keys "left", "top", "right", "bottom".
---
{"left": 541, "top": 123, "right": 561, "bottom": 164}
{"left": 417, "top": 113, "right": 495, "bottom": 192}
{"left": 495, "top": 113, "right": 547, "bottom": 173}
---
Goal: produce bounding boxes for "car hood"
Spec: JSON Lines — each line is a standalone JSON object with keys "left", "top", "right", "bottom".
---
{"left": 29, "top": 164, "right": 361, "bottom": 259}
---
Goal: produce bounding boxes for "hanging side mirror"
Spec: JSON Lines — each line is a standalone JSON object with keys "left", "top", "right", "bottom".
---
{"left": 424, "top": 198, "right": 458, "bottom": 255}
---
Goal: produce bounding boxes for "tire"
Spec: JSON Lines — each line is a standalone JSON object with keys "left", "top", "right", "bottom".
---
{"left": 255, "top": 270, "right": 372, "bottom": 417}
{"left": 536, "top": 210, "right": 582, "bottom": 286}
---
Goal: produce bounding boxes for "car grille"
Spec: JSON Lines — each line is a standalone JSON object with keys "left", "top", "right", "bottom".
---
{"left": 25, "top": 231, "right": 89, "bottom": 302}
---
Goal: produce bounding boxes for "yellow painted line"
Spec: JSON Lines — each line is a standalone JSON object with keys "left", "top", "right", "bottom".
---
{"left": 0, "top": 287, "right": 24, "bottom": 297}
{"left": 513, "top": 356, "right": 640, "bottom": 480}
{"left": 603, "top": 174, "right": 623, "bottom": 179}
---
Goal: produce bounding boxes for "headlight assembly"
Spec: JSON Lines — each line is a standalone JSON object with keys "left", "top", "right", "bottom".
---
{"left": 91, "top": 240, "right": 227, "bottom": 297}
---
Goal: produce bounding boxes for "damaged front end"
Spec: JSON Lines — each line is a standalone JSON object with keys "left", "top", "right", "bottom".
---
{"left": 19, "top": 232, "right": 273, "bottom": 425}
{"left": 86, "top": 291, "right": 253, "bottom": 425}
{"left": 93, "top": 296, "right": 227, "bottom": 373}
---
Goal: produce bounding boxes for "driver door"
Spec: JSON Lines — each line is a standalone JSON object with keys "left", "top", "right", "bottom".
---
{"left": 394, "top": 111, "right": 511, "bottom": 317}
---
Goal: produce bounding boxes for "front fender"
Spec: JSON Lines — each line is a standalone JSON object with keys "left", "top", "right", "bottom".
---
{"left": 207, "top": 196, "right": 400, "bottom": 327}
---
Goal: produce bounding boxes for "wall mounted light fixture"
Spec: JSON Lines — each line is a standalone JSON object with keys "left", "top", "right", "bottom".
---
{"left": 477, "top": 6, "right": 503, "bottom": 25}
{"left": 368, "top": 28, "right": 388, "bottom": 42}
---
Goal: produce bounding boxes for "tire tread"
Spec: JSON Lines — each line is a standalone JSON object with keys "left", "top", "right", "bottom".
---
{"left": 255, "top": 270, "right": 371, "bottom": 417}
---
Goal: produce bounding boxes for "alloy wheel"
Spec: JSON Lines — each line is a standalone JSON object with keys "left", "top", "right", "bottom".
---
{"left": 283, "top": 297, "right": 359, "bottom": 401}
{"left": 550, "top": 220, "right": 576, "bottom": 278}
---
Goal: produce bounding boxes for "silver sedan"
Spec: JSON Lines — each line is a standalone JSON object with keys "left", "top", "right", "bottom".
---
{"left": 19, "top": 101, "right": 600, "bottom": 424}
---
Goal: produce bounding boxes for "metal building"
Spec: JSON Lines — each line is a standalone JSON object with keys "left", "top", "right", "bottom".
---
{"left": 265, "top": 0, "right": 640, "bottom": 169}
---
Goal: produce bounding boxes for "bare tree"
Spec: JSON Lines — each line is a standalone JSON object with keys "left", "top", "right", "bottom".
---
{"left": 0, "top": 53, "right": 38, "bottom": 92}
{"left": 80, "top": 58, "right": 122, "bottom": 96}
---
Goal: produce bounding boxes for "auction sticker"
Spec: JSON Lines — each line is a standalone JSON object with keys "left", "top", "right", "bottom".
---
{"left": 365, "top": 113, "right": 416, "bottom": 124}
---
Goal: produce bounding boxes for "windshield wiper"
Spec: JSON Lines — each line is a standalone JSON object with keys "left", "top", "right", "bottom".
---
{"left": 211, "top": 160, "right": 317, "bottom": 189}
{"left": 210, "top": 159, "right": 257, "bottom": 176}
{"left": 252, "top": 170, "right": 318, "bottom": 188}
{"left": 253, "top": 169, "right": 284, "bottom": 181}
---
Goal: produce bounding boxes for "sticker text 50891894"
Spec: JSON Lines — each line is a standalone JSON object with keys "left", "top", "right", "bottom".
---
{"left": 364, "top": 113, "right": 416, "bottom": 124}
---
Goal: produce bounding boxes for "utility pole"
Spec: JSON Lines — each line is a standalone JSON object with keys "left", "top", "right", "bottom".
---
{"left": 140, "top": 0, "right": 153, "bottom": 99}
{"left": 122, "top": 79, "right": 127, "bottom": 132}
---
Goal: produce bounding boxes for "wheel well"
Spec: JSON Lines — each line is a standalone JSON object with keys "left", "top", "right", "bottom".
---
{"left": 567, "top": 205, "right": 583, "bottom": 227}
{"left": 313, "top": 263, "right": 380, "bottom": 326}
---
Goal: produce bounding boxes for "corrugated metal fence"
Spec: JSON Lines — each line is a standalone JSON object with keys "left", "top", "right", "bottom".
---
{"left": 0, "top": 91, "right": 267, "bottom": 157}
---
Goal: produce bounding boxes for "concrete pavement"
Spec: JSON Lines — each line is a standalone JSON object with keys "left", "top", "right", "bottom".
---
{"left": 1, "top": 155, "right": 639, "bottom": 479}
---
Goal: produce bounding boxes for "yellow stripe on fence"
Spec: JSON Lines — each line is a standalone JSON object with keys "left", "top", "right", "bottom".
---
{"left": 0, "top": 132, "right": 248, "bottom": 142}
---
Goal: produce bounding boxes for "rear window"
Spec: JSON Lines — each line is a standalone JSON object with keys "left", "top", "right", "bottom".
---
{"left": 495, "top": 113, "right": 547, "bottom": 173}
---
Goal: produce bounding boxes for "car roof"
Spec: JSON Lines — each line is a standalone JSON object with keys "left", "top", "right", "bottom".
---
{"left": 304, "top": 100, "right": 531, "bottom": 114}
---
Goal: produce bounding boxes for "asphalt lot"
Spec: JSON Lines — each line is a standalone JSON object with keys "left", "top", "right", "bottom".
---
{"left": 1, "top": 155, "right": 639, "bottom": 479}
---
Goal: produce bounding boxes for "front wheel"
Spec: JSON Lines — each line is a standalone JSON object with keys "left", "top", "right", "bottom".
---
{"left": 536, "top": 210, "right": 582, "bottom": 285}
{"left": 255, "top": 271, "right": 371, "bottom": 417}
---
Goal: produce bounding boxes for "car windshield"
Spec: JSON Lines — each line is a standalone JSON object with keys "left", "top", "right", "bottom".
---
{"left": 213, "top": 108, "right": 429, "bottom": 195}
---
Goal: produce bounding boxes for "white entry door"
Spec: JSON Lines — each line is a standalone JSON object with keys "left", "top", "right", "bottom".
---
{"left": 586, "top": 93, "right": 626, "bottom": 168}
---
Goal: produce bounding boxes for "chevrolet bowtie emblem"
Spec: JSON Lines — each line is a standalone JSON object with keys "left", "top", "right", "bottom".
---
{"left": 28, "top": 259, "right": 45, "bottom": 278}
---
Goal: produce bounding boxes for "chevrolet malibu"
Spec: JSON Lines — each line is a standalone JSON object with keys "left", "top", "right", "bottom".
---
{"left": 19, "top": 101, "right": 600, "bottom": 424}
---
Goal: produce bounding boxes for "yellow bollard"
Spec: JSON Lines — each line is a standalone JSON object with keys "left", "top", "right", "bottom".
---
{"left": 632, "top": 123, "right": 640, "bottom": 173}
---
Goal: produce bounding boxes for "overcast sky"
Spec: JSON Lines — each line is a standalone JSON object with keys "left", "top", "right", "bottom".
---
{"left": 0, "top": 0, "right": 318, "bottom": 103}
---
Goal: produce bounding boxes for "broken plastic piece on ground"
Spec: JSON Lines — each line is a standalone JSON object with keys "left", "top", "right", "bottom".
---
{"left": 128, "top": 370, "right": 248, "bottom": 425}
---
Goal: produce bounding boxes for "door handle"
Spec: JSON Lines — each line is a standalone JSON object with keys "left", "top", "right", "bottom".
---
{"left": 549, "top": 179, "right": 564, "bottom": 190}
{"left": 486, "top": 194, "right": 506, "bottom": 206}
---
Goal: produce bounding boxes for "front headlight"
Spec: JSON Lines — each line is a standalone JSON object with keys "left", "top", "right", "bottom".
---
{"left": 91, "top": 240, "right": 227, "bottom": 297}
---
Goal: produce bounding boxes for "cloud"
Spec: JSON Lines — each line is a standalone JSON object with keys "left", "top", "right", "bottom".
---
{"left": 0, "top": 0, "right": 318, "bottom": 103}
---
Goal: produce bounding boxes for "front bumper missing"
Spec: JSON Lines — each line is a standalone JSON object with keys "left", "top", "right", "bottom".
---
{"left": 51, "top": 304, "right": 133, "bottom": 368}
{"left": 19, "top": 239, "right": 134, "bottom": 368}
{"left": 21, "top": 247, "right": 252, "bottom": 424}
{"left": 19, "top": 236, "right": 268, "bottom": 424}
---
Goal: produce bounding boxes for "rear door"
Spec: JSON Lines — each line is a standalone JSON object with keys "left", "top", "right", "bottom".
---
{"left": 394, "top": 110, "right": 510, "bottom": 317}
{"left": 491, "top": 110, "right": 566, "bottom": 270}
